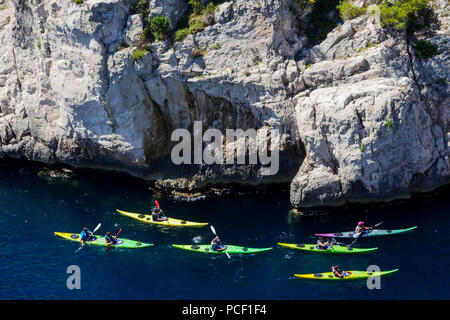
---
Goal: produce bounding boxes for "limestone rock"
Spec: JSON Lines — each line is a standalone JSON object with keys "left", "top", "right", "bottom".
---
{"left": 0, "top": 0, "right": 448, "bottom": 210}
{"left": 123, "top": 14, "right": 142, "bottom": 47}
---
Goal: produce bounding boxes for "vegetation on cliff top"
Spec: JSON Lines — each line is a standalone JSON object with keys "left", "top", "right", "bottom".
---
{"left": 128, "top": 0, "right": 438, "bottom": 62}
{"left": 379, "top": 0, "right": 430, "bottom": 30}
{"left": 337, "top": 0, "right": 367, "bottom": 21}
{"left": 150, "top": 16, "right": 170, "bottom": 41}
{"left": 174, "top": 1, "right": 220, "bottom": 42}
{"left": 130, "top": 0, "right": 220, "bottom": 45}
{"left": 335, "top": 0, "right": 433, "bottom": 32}
{"left": 131, "top": 0, "right": 152, "bottom": 49}
{"left": 335, "top": 0, "right": 438, "bottom": 58}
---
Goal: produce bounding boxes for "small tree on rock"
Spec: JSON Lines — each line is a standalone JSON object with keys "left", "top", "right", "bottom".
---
{"left": 150, "top": 16, "right": 170, "bottom": 41}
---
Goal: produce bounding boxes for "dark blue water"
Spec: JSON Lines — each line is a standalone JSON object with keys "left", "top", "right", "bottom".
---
{"left": 0, "top": 162, "right": 449, "bottom": 299}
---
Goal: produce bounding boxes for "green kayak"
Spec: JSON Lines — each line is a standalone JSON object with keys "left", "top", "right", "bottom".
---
{"left": 294, "top": 269, "right": 399, "bottom": 280}
{"left": 54, "top": 232, "right": 153, "bottom": 249}
{"left": 277, "top": 242, "right": 377, "bottom": 254}
{"left": 172, "top": 244, "right": 273, "bottom": 254}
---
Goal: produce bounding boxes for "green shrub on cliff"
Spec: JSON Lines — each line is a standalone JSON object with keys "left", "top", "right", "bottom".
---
{"left": 337, "top": 0, "right": 366, "bottom": 21}
{"left": 380, "top": 0, "right": 429, "bottom": 30}
{"left": 150, "top": 16, "right": 170, "bottom": 41}
{"left": 175, "top": 20, "right": 204, "bottom": 42}
{"left": 203, "top": 2, "right": 219, "bottom": 15}
{"left": 174, "top": 1, "right": 219, "bottom": 42}
{"left": 174, "top": 28, "right": 191, "bottom": 42}
{"left": 413, "top": 39, "right": 438, "bottom": 60}
{"left": 73, "top": 0, "right": 83, "bottom": 5}
{"left": 131, "top": 0, "right": 153, "bottom": 45}
{"left": 386, "top": 119, "right": 393, "bottom": 134}
{"left": 335, "top": 0, "right": 431, "bottom": 32}
{"left": 189, "top": 0, "right": 204, "bottom": 15}
{"left": 132, "top": 49, "right": 146, "bottom": 61}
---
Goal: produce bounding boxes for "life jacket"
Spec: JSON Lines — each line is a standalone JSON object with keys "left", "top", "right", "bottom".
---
{"left": 80, "top": 230, "right": 90, "bottom": 241}
{"left": 105, "top": 234, "right": 116, "bottom": 243}
{"left": 211, "top": 238, "right": 222, "bottom": 247}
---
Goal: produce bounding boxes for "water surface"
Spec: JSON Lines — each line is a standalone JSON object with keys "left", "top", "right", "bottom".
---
{"left": 0, "top": 162, "right": 448, "bottom": 299}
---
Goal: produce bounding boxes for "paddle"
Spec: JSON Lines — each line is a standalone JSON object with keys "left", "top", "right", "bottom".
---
{"left": 74, "top": 223, "right": 101, "bottom": 253}
{"left": 210, "top": 225, "right": 231, "bottom": 259}
{"left": 105, "top": 228, "right": 122, "bottom": 253}
{"left": 373, "top": 221, "right": 383, "bottom": 228}
{"left": 330, "top": 238, "right": 345, "bottom": 247}
{"left": 155, "top": 200, "right": 172, "bottom": 229}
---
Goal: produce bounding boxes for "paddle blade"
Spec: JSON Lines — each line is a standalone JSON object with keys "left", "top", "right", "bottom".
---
{"left": 225, "top": 252, "right": 231, "bottom": 259}
{"left": 74, "top": 246, "right": 84, "bottom": 254}
{"left": 105, "top": 245, "right": 111, "bottom": 253}
{"left": 116, "top": 228, "right": 122, "bottom": 236}
{"left": 210, "top": 225, "right": 217, "bottom": 235}
{"left": 374, "top": 221, "right": 383, "bottom": 228}
{"left": 348, "top": 237, "right": 358, "bottom": 248}
{"left": 93, "top": 223, "right": 101, "bottom": 233}
{"left": 155, "top": 200, "right": 160, "bottom": 208}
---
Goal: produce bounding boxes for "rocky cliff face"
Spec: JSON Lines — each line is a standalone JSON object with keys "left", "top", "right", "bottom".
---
{"left": 0, "top": 0, "right": 448, "bottom": 209}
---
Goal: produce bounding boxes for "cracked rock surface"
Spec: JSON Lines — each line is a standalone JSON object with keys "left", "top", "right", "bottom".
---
{"left": 0, "top": 0, "right": 448, "bottom": 209}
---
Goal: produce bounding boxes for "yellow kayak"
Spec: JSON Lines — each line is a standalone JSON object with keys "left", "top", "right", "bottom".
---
{"left": 116, "top": 209, "right": 208, "bottom": 228}
{"left": 294, "top": 269, "right": 399, "bottom": 280}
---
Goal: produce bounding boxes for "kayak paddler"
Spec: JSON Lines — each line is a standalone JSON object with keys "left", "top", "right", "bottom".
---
{"left": 80, "top": 227, "right": 95, "bottom": 246}
{"left": 354, "top": 221, "right": 372, "bottom": 237}
{"left": 316, "top": 237, "right": 331, "bottom": 250}
{"left": 211, "top": 236, "right": 227, "bottom": 252}
{"left": 331, "top": 265, "right": 348, "bottom": 278}
{"left": 105, "top": 231, "right": 118, "bottom": 246}
{"left": 151, "top": 207, "right": 168, "bottom": 222}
